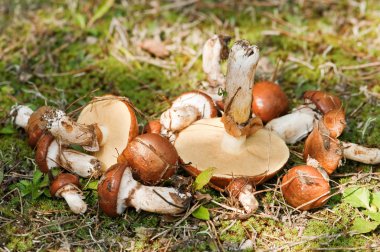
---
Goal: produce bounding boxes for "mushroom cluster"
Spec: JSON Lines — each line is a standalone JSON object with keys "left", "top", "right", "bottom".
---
{"left": 10, "top": 34, "right": 380, "bottom": 218}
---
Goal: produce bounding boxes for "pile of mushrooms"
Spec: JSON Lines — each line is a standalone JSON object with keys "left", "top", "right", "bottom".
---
{"left": 10, "top": 35, "right": 380, "bottom": 218}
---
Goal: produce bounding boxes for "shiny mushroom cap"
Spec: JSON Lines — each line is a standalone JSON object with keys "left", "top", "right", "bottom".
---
{"left": 171, "top": 91, "right": 218, "bottom": 119}
{"left": 118, "top": 133, "right": 179, "bottom": 185}
{"left": 27, "top": 106, "right": 52, "bottom": 146}
{"left": 281, "top": 165, "right": 330, "bottom": 211}
{"left": 252, "top": 81, "right": 289, "bottom": 123}
{"left": 35, "top": 134, "right": 55, "bottom": 173}
{"left": 143, "top": 120, "right": 162, "bottom": 134}
{"left": 322, "top": 108, "right": 346, "bottom": 138}
{"left": 303, "top": 91, "right": 342, "bottom": 114}
{"left": 50, "top": 173, "right": 80, "bottom": 197}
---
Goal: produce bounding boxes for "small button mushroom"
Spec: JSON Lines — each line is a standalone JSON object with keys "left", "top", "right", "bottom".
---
{"left": 118, "top": 133, "right": 179, "bottom": 185}
{"left": 251, "top": 81, "right": 289, "bottom": 123}
{"left": 35, "top": 134, "right": 101, "bottom": 178}
{"left": 281, "top": 165, "right": 330, "bottom": 211}
{"left": 303, "top": 90, "right": 342, "bottom": 114}
{"left": 97, "top": 163, "right": 191, "bottom": 217}
{"left": 226, "top": 178, "right": 258, "bottom": 213}
{"left": 322, "top": 108, "right": 346, "bottom": 138}
{"left": 50, "top": 173, "right": 87, "bottom": 214}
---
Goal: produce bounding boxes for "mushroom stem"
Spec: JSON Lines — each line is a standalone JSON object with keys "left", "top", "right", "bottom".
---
{"left": 10, "top": 105, "right": 33, "bottom": 129}
{"left": 342, "top": 142, "right": 380, "bottom": 164}
{"left": 265, "top": 106, "right": 318, "bottom": 144}
{"left": 60, "top": 186, "right": 87, "bottom": 214}
{"left": 117, "top": 168, "right": 190, "bottom": 215}
{"left": 60, "top": 149, "right": 102, "bottom": 178}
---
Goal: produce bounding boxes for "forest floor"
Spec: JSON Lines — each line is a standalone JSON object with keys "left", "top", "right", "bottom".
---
{"left": 0, "top": 0, "right": 379, "bottom": 251}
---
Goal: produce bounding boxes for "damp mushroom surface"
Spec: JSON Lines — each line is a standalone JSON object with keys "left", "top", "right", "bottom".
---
{"left": 174, "top": 40, "right": 290, "bottom": 189}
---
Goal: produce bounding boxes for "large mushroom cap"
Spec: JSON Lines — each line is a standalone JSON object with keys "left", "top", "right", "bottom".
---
{"left": 98, "top": 163, "right": 126, "bottom": 217}
{"left": 77, "top": 96, "right": 138, "bottom": 170}
{"left": 174, "top": 118, "right": 289, "bottom": 189}
{"left": 252, "top": 81, "right": 289, "bottom": 123}
{"left": 35, "top": 133, "right": 55, "bottom": 173}
{"left": 118, "top": 133, "right": 178, "bottom": 185}
{"left": 50, "top": 173, "right": 80, "bottom": 197}
{"left": 281, "top": 165, "right": 330, "bottom": 211}
{"left": 171, "top": 91, "right": 218, "bottom": 118}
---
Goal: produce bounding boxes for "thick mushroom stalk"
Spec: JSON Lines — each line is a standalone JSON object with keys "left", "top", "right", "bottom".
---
{"left": 10, "top": 105, "right": 33, "bottom": 129}
{"left": 50, "top": 173, "right": 87, "bottom": 214}
{"left": 342, "top": 142, "right": 380, "bottom": 164}
{"left": 226, "top": 178, "right": 258, "bottom": 213}
{"left": 98, "top": 163, "right": 191, "bottom": 217}
{"left": 221, "top": 40, "right": 262, "bottom": 154}
{"left": 36, "top": 134, "right": 101, "bottom": 178}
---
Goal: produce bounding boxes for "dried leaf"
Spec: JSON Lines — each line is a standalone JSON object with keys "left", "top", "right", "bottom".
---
{"left": 140, "top": 39, "right": 169, "bottom": 58}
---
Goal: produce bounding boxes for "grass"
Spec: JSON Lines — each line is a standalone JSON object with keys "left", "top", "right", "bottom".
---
{"left": 0, "top": 0, "right": 379, "bottom": 251}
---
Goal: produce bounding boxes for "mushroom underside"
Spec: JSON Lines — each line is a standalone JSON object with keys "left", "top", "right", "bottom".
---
{"left": 174, "top": 118, "right": 289, "bottom": 188}
{"left": 77, "top": 97, "right": 137, "bottom": 169}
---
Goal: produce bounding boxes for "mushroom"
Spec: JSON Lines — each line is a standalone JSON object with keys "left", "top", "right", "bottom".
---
{"left": 97, "top": 163, "right": 191, "bottom": 217}
{"left": 251, "top": 81, "right": 289, "bottom": 123}
{"left": 226, "top": 178, "right": 259, "bottom": 213}
{"left": 35, "top": 134, "right": 101, "bottom": 178}
{"left": 10, "top": 105, "right": 102, "bottom": 178}
{"left": 117, "top": 133, "right": 179, "bottom": 185}
{"left": 160, "top": 91, "right": 218, "bottom": 141}
{"left": 50, "top": 173, "right": 87, "bottom": 214}
{"left": 281, "top": 165, "right": 330, "bottom": 211}
{"left": 143, "top": 120, "right": 161, "bottom": 134}
{"left": 174, "top": 40, "right": 289, "bottom": 190}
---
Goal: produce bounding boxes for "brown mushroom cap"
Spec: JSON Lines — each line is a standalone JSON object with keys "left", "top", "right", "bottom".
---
{"left": 174, "top": 118, "right": 289, "bottom": 190}
{"left": 252, "top": 81, "right": 289, "bottom": 123}
{"left": 143, "top": 120, "right": 162, "bottom": 134}
{"left": 26, "top": 106, "right": 52, "bottom": 147}
{"left": 226, "top": 177, "right": 251, "bottom": 198}
{"left": 118, "top": 133, "right": 179, "bottom": 185}
{"left": 322, "top": 108, "right": 346, "bottom": 138}
{"left": 281, "top": 165, "right": 330, "bottom": 211}
{"left": 77, "top": 96, "right": 139, "bottom": 170}
{"left": 303, "top": 123, "right": 343, "bottom": 175}
{"left": 50, "top": 173, "right": 80, "bottom": 197}
{"left": 303, "top": 91, "right": 342, "bottom": 114}
{"left": 172, "top": 91, "right": 218, "bottom": 118}
{"left": 97, "top": 163, "right": 126, "bottom": 217}
{"left": 35, "top": 133, "right": 55, "bottom": 173}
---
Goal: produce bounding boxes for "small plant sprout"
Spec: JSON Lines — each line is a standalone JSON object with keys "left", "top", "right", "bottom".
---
{"left": 174, "top": 40, "right": 289, "bottom": 190}
{"left": 97, "top": 163, "right": 191, "bottom": 217}
{"left": 50, "top": 173, "right": 87, "bottom": 214}
{"left": 10, "top": 106, "right": 101, "bottom": 178}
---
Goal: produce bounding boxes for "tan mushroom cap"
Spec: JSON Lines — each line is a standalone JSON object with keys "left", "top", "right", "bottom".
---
{"left": 77, "top": 96, "right": 138, "bottom": 170}
{"left": 35, "top": 133, "right": 55, "bottom": 173}
{"left": 281, "top": 165, "right": 330, "bottom": 211}
{"left": 50, "top": 173, "right": 80, "bottom": 197}
{"left": 323, "top": 108, "right": 346, "bottom": 138}
{"left": 174, "top": 118, "right": 289, "bottom": 190}
{"left": 303, "top": 123, "right": 343, "bottom": 175}
{"left": 26, "top": 106, "right": 51, "bottom": 147}
{"left": 252, "top": 81, "right": 289, "bottom": 123}
{"left": 98, "top": 163, "right": 126, "bottom": 217}
{"left": 118, "top": 133, "right": 178, "bottom": 185}
{"left": 303, "top": 91, "right": 342, "bottom": 114}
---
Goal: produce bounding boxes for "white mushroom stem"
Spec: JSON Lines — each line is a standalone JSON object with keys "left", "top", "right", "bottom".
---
{"left": 265, "top": 106, "right": 319, "bottom": 144}
{"left": 160, "top": 106, "right": 200, "bottom": 133}
{"left": 238, "top": 184, "right": 259, "bottom": 213}
{"left": 342, "top": 142, "right": 380, "bottom": 164}
{"left": 47, "top": 141, "right": 102, "bottom": 178}
{"left": 116, "top": 168, "right": 190, "bottom": 215}
{"left": 10, "top": 105, "right": 33, "bottom": 129}
{"left": 57, "top": 185, "right": 87, "bottom": 214}
{"left": 202, "top": 35, "right": 229, "bottom": 88}
{"left": 221, "top": 40, "right": 260, "bottom": 154}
